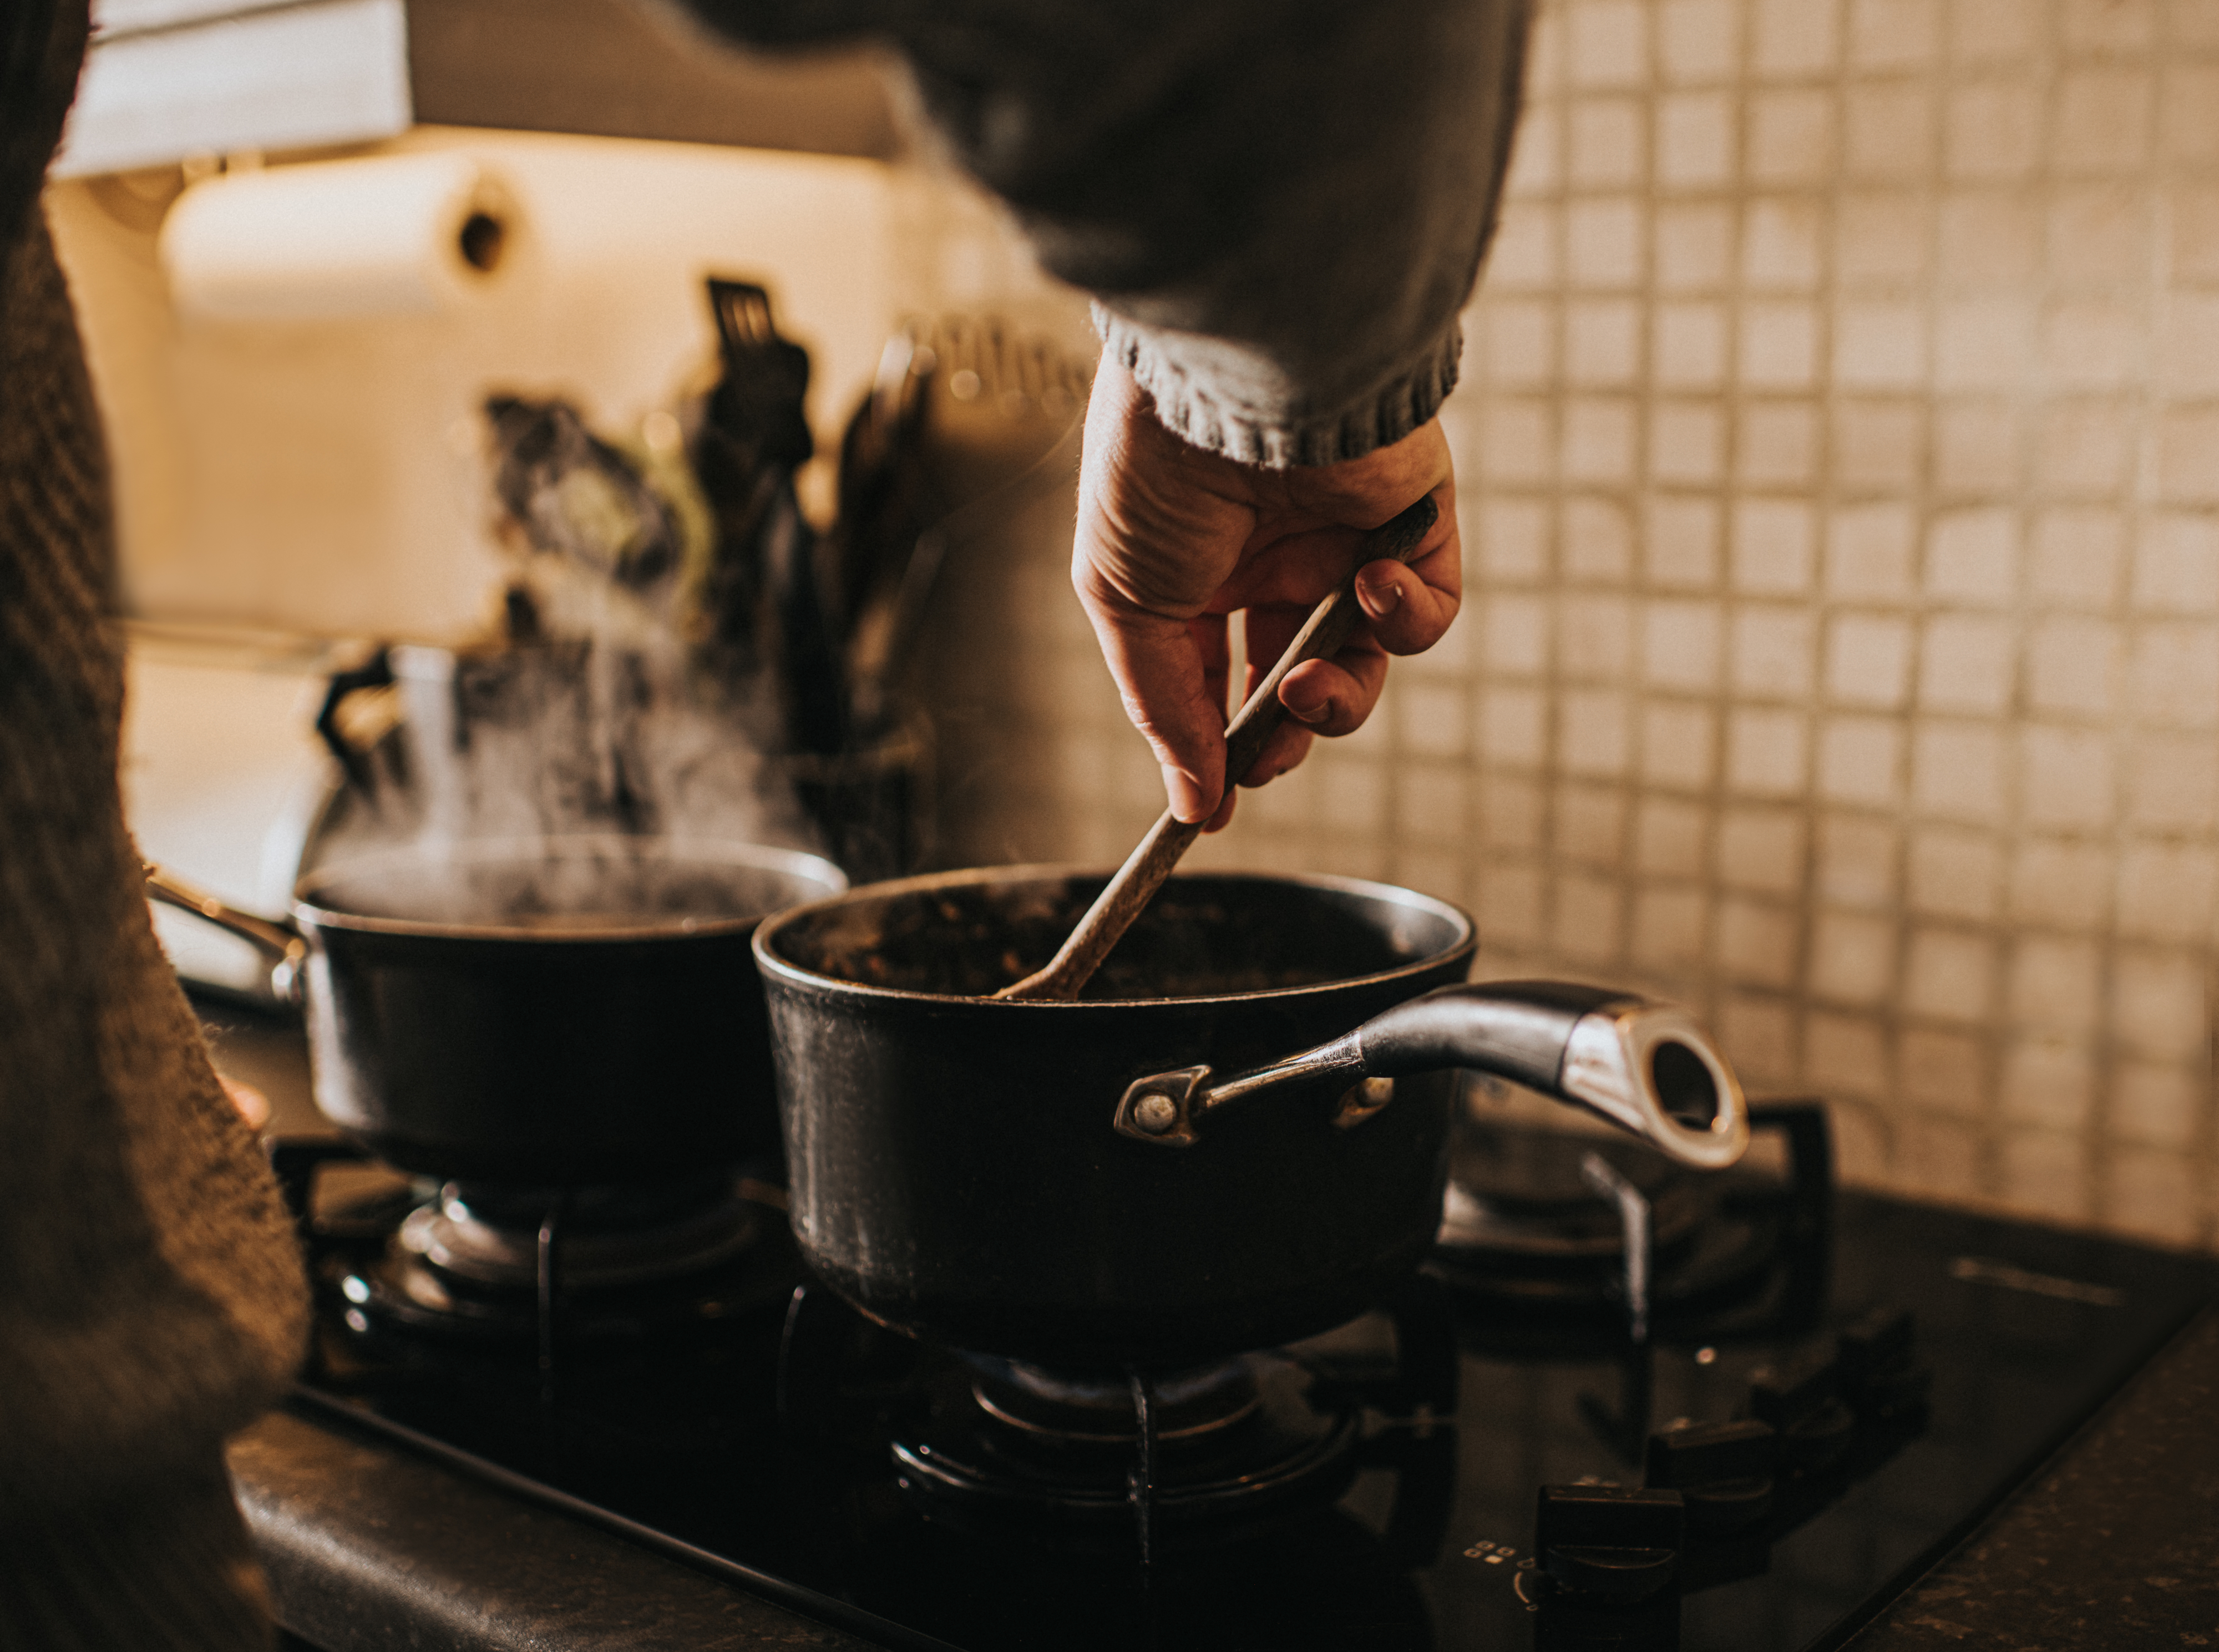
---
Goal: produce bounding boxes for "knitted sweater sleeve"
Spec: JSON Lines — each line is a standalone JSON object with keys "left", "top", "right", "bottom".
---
{"left": 0, "top": 213, "right": 308, "bottom": 1509}
{"left": 667, "top": 0, "right": 1532, "bottom": 467}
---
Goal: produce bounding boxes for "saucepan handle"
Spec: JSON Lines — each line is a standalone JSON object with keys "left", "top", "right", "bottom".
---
{"left": 145, "top": 865, "right": 309, "bottom": 1009}
{"left": 1112, "top": 981, "right": 1749, "bottom": 1171}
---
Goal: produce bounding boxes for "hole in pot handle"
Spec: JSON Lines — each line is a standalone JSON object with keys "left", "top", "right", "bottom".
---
{"left": 145, "top": 864, "right": 308, "bottom": 1009}
{"left": 1112, "top": 981, "right": 1749, "bottom": 1172}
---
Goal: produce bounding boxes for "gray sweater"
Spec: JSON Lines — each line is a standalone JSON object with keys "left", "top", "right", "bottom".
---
{"left": 0, "top": 1, "right": 1526, "bottom": 1643}
{"left": 672, "top": 0, "right": 1532, "bottom": 464}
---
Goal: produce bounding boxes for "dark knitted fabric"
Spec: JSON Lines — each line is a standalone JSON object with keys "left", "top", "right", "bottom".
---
{"left": 0, "top": 2, "right": 306, "bottom": 1644}
{"left": 668, "top": 0, "right": 1532, "bottom": 466}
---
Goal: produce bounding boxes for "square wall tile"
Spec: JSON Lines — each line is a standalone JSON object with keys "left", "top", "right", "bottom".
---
{"left": 2000, "top": 1040, "right": 2095, "bottom": 1130}
{"left": 2127, "top": 622, "right": 2219, "bottom": 729}
{"left": 1638, "top": 796, "right": 1711, "bottom": 875}
{"left": 1999, "top": 1131, "right": 2091, "bottom": 1224}
{"left": 1717, "top": 896, "right": 1801, "bottom": 986}
{"left": 1752, "top": 0, "right": 1842, "bottom": 77}
{"left": 2055, "top": 69, "right": 2155, "bottom": 175}
{"left": 1947, "top": 82, "right": 2043, "bottom": 181}
{"left": 1838, "top": 192, "right": 1933, "bottom": 285}
{"left": 1899, "top": 1025, "right": 1993, "bottom": 1113}
{"left": 1835, "top": 399, "right": 1928, "bottom": 491}
{"left": 1806, "top": 1010, "right": 1888, "bottom": 1098}
{"left": 1909, "top": 828, "right": 2003, "bottom": 921}
{"left": 1647, "top": 496, "right": 1724, "bottom": 588}
{"left": 1564, "top": 498, "right": 1637, "bottom": 582}
{"left": 1732, "top": 606, "right": 1819, "bottom": 700}
{"left": 1811, "top": 910, "right": 1897, "bottom": 1005}
{"left": 2109, "top": 1062, "right": 2205, "bottom": 1149}
{"left": 1658, "top": 93, "right": 1736, "bottom": 190}
{"left": 1558, "top": 594, "right": 1636, "bottom": 681}
{"left": 1827, "top": 505, "right": 1920, "bottom": 601}
{"left": 1732, "top": 500, "right": 1819, "bottom": 593}
{"left": 1570, "top": 98, "right": 1649, "bottom": 189}
{"left": 1483, "top": 594, "right": 1551, "bottom": 676}
{"left": 1918, "top": 615, "right": 2015, "bottom": 715}
{"left": 1926, "top": 510, "right": 2020, "bottom": 605}
{"left": 2024, "top": 616, "right": 2118, "bottom": 718}
{"left": 2019, "top": 724, "right": 2116, "bottom": 832}
{"left": 1819, "top": 716, "right": 1905, "bottom": 807}
{"left": 1477, "top": 497, "right": 1552, "bottom": 582}
{"left": 1655, "top": 302, "right": 1729, "bottom": 386}
{"left": 1827, "top": 612, "right": 1916, "bottom": 707}
{"left": 2029, "top": 508, "right": 2125, "bottom": 605}
{"left": 1634, "top": 884, "right": 1709, "bottom": 967}
{"left": 1568, "top": 0, "right": 1650, "bottom": 89}
{"left": 1659, "top": 0, "right": 1740, "bottom": 83}
{"left": 1656, "top": 202, "right": 1737, "bottom": 290}
{"left": 1718, "top": 806, "right": 1807, "bottom": 894}
{"left": 2115, "top": 841, "right": 2217, "bottom": 943}
{"left": 1845, "top": 83, "right": 1938, "bottom": 178}
{"left": 1904, "top": 927, "right": 1998, "bottom": 1021}
{"left": 1727, "top": 706, "right": 1811, "bottom": 796}
{"left": 1738, "top": 402, "right": 1821, "bottom": 488}
{"left": 1850, "top": 0, "right": 1939, "bottom": 71}
{"left": 1643, "top": 599, "right": 1724, "bottom": 691}
{"left": 1557, "top": 782, "right": 1629, "bottom": 864}
{"left": 1747, "top": 89, "right": 1837, "bottom": 187}
{"left": 1642, "top": 701, "right": 1718, "bottom": 789}
{"left": 1934, "top": 401, "right": 2023, "bottom": 496}
{"left": 1912, "top": 721, "right": 2007, "bottom": 822}
{"left": 2010, "top": 838, "right": 2115, "bottom": 930}
{"left": 1743, "top": 199, "right": 1827, "bottom": 289}
{"left": 2102, "top": 1148, "right": 2202, "bottom": 1245}
{"left": 1817, "top": 814, "right": 1900, "bottom": 908}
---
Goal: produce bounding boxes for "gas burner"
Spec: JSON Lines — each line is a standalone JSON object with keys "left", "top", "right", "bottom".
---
{"left": 1428, "top": 1103, "right": 1833, "bottom": 1347}
{"left": 401, "top": 1177, "right": 759, "bottom": 1291}
{"left": 962, "top": 1353, "right": 1264, "bottom": 1445}
{"left": 322, "top": 1171, "right": 794, "bottom": 1351}
{"left": 889, "top": 1350, "right": 1362, "bottom": 1548}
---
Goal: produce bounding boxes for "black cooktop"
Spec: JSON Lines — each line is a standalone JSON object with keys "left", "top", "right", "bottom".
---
{"left": 275, "top": 1102, "right": 2218, "bottom": 1652}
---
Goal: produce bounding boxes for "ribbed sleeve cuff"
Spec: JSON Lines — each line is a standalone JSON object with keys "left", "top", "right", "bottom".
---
{"left": 1094, "top": 305, "right": 1463, "bottom": 469}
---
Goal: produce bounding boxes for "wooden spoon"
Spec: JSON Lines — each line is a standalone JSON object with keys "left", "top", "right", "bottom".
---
{"left": 995, "top": 495, "right": 1441, "bottom": 1001}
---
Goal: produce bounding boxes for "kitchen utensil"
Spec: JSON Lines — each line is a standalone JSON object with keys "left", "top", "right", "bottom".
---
{"left": 753, "top": 865, "right": 1747, "bottom": 1371}
{"left": 998, "top": 495, "right": 1440, "bottom": 1002}
{"left": 150, "top": 835, "right": 845, "bottom": 1183}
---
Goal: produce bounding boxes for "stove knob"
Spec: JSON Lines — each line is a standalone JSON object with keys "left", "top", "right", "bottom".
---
{"left": 1644, "top": 1418, "right": 1775, "bottom": 1534}
{"left": 1748, "top": 1350, "right": 1855, "bottom": 1473}
{"left": 1837, "top": 1308, "right": 1932, "bottom": 1419}
{"left": 1536, "top": 1484, "right": 1685, "bottom": 1604}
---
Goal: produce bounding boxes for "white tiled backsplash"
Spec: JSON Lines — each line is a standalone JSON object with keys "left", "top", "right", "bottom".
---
{"left": 52, "top": 2, "right": 2219, "bottom": 1244}
{"left": 967, "top": 0, "right": 2219, "bottom": 1248}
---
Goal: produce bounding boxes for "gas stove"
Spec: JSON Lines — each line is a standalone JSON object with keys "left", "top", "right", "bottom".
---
{"left": 253, "top": 1083, "right": 2219, "bottom": 1652}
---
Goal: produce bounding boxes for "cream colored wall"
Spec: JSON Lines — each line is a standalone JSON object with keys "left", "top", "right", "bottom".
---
{"left": 965, "top": 0, "right": 2219, "bottom": 1249}
{"left": 48, "top": 127, "right": 898, "bottom": 641}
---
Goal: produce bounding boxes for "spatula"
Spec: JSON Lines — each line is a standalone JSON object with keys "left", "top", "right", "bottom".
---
{"left": 995, "top": 494, "right": 1441, "bottom": 1001}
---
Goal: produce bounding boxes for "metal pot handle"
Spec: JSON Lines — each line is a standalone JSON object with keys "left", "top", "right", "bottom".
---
{"left": 1112, "top": 981, "right": 1749, "bottom": 1172}
{"left": 145, "top": 864, "right": 308, "bottom": 1009}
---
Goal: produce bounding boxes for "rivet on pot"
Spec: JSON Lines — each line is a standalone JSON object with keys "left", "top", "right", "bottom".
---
{"left": 1133, "top": 1093, "right": 1181, "bottom": 1135}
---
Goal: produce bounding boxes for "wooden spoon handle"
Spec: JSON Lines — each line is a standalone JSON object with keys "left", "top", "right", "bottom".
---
{"left": 996, "top": 495, "right": 1441, "bottom": 1001}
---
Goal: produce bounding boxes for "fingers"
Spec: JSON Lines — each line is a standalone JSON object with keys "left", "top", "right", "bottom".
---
{"left": 218, "top": 1073, "right": 271, "bottom": 1131}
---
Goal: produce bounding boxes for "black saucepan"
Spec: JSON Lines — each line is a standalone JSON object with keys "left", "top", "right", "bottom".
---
{"left": 151, "top": 834, "right": 845, "bottom": 1183}
{"left": 753, "top": 865, "right": 1749, "bottom": 1372}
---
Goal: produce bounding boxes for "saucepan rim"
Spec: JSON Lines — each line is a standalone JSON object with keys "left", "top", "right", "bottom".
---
{"left": 752, "top": 862, "right": 1477, "bottom": 1008}
{"left": 291, "top": 832, "right": 848, "bottom": 944}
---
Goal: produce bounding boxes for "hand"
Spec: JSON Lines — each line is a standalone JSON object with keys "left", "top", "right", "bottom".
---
{"left": 1072, "top": 359, "right": 1461, "bottom": 828}
{"left": 217, "top": 1074, "right": 271, "bottom": 1131}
